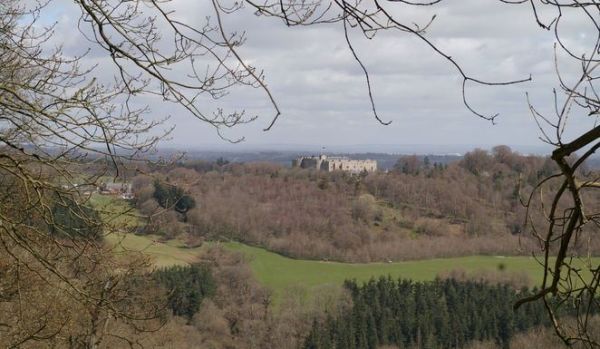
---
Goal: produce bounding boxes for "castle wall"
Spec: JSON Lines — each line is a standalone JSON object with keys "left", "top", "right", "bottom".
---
{"left": 327, "top": 159, "right": 377, "bottom": 173}
{"left": 293, "top": 156, "right": 377, "bottom": 173}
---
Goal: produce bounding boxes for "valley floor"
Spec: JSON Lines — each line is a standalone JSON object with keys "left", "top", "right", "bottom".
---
{"left": 106, "top": 233, "right": 600, "bottom": 302}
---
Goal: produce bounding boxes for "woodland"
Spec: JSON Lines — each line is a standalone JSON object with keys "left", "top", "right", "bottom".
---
{"left": 3, "top": 0, "right": 600, "bottom": 346}
{"left": 131, "top": 146, "right": 600, "bottom": 263}
{"left": 6, "top": 146, "right": 599, "bottom": 348}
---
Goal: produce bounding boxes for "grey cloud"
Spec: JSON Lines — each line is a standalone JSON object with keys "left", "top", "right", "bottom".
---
{"left": 42, "top": 0, "right": 596, "bottom": 149}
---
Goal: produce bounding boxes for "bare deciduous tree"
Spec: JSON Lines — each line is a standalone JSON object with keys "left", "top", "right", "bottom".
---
{"left": 3, "top": 0, "right": 600, "bottom": 346}
{"left": 0, "top": 0, "right": 279, "bottom": 346}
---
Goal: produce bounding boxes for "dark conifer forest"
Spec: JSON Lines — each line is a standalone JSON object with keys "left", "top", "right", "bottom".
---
{"left": 303, "top": 278, "right": 585, "bottom": 349}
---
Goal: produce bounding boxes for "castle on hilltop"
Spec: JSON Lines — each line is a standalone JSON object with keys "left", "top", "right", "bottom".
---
{"left": 292, "top": 155, "right": 377, "bottom": 173}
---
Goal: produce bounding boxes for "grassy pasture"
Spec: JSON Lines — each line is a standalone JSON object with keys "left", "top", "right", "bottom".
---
{"left": 95, "top": 196, "right": 599, "bottom": 301}
{"left": 105, "top": 233, "right": 203, "bottom": 267}
{"left": 225, "top": 242, "right": 600, "bottom": 299}
{"left": 104, "top": 233, "right": 600, "bottom": 302}
{"left": 89, "top": 193, "right": 143, "bottom": 229}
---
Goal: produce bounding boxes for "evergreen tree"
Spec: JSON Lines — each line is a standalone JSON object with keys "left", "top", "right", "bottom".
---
{"left": 153, "top": 180, "right": 196, "bottom": 214}
{"left": 152, "top": 264, "right": 215, "bottom": 319}
{"left": 303, "top": 277, "right": 589, "bottom": 349}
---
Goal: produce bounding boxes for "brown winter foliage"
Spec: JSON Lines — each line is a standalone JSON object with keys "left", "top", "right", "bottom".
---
{"left": 131, "top": 146, "right": 600, "bottom": 262}
{"left": 465, "top": 317, "right": 600, "bottom": 349}
{"left": 136, "top": 246, "right": 350, "bottom": 349}
{"left": 0, "top": 238, "right": 166, "bottom": 348}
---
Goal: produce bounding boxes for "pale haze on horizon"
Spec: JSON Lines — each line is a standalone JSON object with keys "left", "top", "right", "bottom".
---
{"left": 47, "top": 0, "right": 597, "bottom": 152}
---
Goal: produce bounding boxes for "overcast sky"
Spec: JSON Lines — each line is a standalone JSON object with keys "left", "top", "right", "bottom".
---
{"left": 48, "top": 0, "right": 598, "bottom": 153}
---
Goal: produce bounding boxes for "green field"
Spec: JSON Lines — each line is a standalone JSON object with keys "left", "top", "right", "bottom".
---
{"left": 106, "top": 233, "right": 204, "bottom": 267}
{"left": 90, "top": 194, "right": 143, "bottom": 229}
{"left": 96, "top": 198, "right": 599, "bottom": 300}
{"left": 105, "top": 233, "right": 600, "bottom": 302}
{"left": 225, "top": 242, "right": 599, "bottom": 298}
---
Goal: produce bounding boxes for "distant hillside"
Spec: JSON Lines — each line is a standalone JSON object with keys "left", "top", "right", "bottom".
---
{"left": 129, "top": 146, "right": 600, "bottom": 263}
{"left": 154, "top": 146, "right": 600, "bottom": 170}
{"left": 171, "top": 150, "right": 462, "bottom": 171}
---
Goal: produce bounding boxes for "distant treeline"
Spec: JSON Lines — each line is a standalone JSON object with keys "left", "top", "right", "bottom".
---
{"left": 130, "top": 146, "right": 600, "bottom": 262}
{"left": 154, "top": 150, "right": 462, "bottom": 171}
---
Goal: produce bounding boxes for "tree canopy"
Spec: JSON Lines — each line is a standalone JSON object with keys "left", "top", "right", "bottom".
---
{"left": 153, "top": 181, "right": 196, "bottom": 215}
{"left": 2, "top": 0, "right": 600, "bottom": 346}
